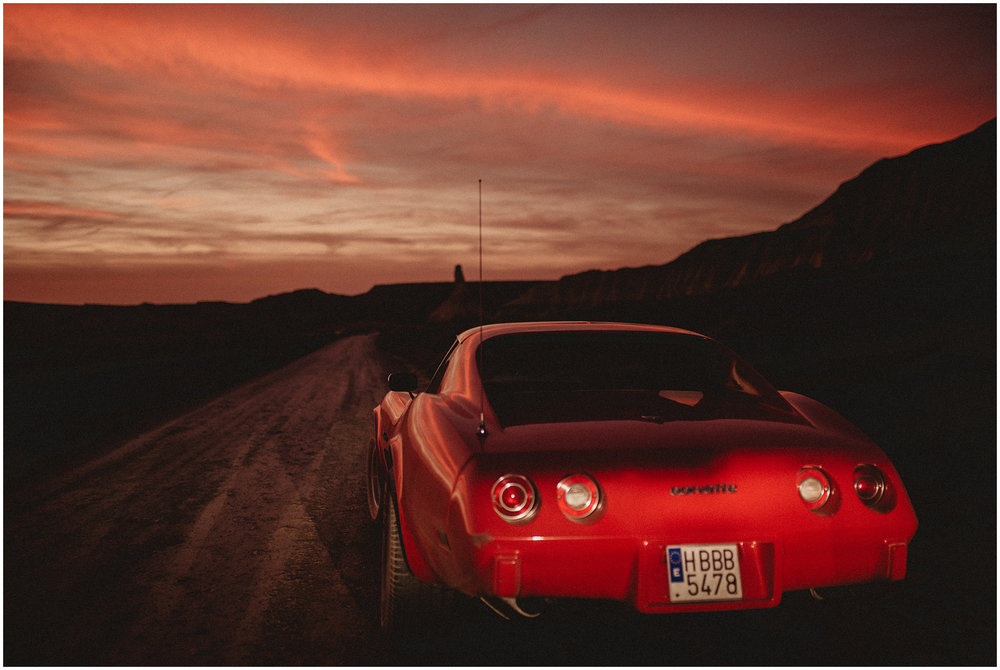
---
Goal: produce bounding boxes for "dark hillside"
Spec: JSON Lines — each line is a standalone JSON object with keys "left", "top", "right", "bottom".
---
{"left": 4, "top": 295, "right": 341, "bottom": 484}
{"left": 505, "top": 119, "right": 995, "bottom": 312}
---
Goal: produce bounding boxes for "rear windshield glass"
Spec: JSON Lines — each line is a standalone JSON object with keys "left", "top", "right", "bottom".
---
{"left": 478, "top": 331, "right": 804, "bottom": 427}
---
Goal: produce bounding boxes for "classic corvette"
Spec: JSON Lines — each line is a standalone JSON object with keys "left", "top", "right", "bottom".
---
{"left": 367, "top": 321, "right": 917, "bottom": 635}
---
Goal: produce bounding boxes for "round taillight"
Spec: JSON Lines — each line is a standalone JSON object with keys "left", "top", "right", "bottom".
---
{"left": 854, "top": 474, "right": 883, "bottom": 502}
{"left": 492, "top": 474, "right": 538, "bottom": 523}
{"left": 854, "top": 465, "right": 893, "bottom": 512}
{"left": 796, "top": 467, "right": 832, "bottom": 511}
{"left": 556, "top": 474, "right": 602, "bottom": 522}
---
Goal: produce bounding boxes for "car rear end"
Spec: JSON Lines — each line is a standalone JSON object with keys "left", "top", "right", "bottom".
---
{"left": 442, "top": 424, "right": 917, "bottom": 614}
{"left": 425, "top": 323, "right": 917, "bottom": 613}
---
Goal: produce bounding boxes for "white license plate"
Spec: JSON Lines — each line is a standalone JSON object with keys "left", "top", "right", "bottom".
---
{"left": 666, "top": 544, "right": 743, "bottom": 602}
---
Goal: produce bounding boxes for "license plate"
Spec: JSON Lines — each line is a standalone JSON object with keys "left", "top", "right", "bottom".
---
{"left": 666, "top": 544, "right": 743, "bottom": 602}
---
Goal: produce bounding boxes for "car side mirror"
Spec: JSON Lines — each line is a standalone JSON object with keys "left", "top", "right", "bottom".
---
{"left": 387, "top": 373, "right": 419, "bottom": 395}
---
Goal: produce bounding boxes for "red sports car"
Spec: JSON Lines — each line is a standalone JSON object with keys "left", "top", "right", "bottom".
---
{"left": 367, "top": 322, "right": 917, "bottom": 636}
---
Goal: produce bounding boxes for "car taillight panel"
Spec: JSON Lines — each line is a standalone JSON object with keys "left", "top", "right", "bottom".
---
{"left": 556, "top": 473, "right": 603, "bottom": 522}
{"left": 796, "top": 467, "right": 835, "bottom": 514}
{"left": 492, "top": 474, "right": 538, "bottom": 523}
{"left": 854, "top": 464, "right": 895, "bottom": 513}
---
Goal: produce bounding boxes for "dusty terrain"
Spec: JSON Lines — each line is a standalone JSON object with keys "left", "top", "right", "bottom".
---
{"left": 5, "top": 335, "right": 391, "bottom": 665}
{"left": 4, "top": 333, "right": 992, "bottom": 666}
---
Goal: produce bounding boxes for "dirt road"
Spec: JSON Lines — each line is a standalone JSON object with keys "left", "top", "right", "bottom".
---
{"left": 5, "top": 334, "right": 395, "bottom": 665}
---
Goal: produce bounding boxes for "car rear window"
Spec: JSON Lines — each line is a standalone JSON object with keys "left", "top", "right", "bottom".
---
{"left": 478, "top": 331, "right": 804, "bottom": 427}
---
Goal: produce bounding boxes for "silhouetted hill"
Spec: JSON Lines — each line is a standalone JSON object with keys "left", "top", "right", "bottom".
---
{"left": 3, "top": 279, "right": 551, "bottom": 484}
{"left": 505, "top": 119, "right": 996, "bottom": 313}
{"left": 4, "top": 296, "right": 338, "bottom": 483}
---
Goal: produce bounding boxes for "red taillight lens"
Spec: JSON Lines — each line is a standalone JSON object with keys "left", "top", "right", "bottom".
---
{"left": 556, "top": 474, "right": 602, "bottom": 522}
{"left": 796, "top": 467, "right": 832, "bottom": 511}
{"left": 492, "top": 474, "right": 538, "bottom": 523}
{"left": 854, "top": 473, "right": 883, "bottom": 502}
{"left": 854, "top": 465, "right": 894, "bottom": 512}
{"left": 501, "top": 485, "right": 526, "bottom": 509}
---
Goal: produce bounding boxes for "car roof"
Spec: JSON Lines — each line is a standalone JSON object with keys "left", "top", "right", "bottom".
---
{"left": 455, "top": 321, "right": 706, "bottom": 344}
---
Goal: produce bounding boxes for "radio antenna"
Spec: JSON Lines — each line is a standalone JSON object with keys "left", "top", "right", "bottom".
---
{"left": 478, "top": 178, "right": 484, "bottom": 327}
{"left": 477, "top": 178, "right": 488, "bottom": 440}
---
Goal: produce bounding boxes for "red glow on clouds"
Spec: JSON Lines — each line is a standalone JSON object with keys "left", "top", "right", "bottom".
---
{"left": 4, "top": 4, "right": 995, "bottom": 304}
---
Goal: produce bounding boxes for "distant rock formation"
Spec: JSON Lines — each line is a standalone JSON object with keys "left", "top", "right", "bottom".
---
{"left": 506, "top": 119, "right": 996, "bottom": 312}
{"left": 428, "top": 277, "right": 555, "bottom": 324}
{"left": 429, "top": 267, "right": 478, "bottom": 323}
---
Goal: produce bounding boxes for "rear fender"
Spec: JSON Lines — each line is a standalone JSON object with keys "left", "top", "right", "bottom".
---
{"left": 385, "top": 392, "right": 479, "bottom": 585}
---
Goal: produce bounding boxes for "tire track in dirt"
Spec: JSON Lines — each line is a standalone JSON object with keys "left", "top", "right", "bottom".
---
{"left": 4, "top": 334, "right": 394, "bottom": 666}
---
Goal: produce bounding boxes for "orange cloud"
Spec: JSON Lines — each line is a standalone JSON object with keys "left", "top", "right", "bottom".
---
{"left": 5, "top": 3, "right": 975, "bottom": 159}
{"left": 4, "top": 200, "right": 121, "bottom": 222}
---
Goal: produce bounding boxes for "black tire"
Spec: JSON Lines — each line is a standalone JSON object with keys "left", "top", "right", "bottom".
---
{"left": 366, "top": 440, "right": 384, "bottom": 523}
{"left": 379, "top": 495, "right": 460, "bottom": 642}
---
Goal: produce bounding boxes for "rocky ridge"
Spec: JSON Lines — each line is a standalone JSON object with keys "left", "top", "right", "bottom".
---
{"left": 505, "top": 119, "right": 996, "bottom": 313}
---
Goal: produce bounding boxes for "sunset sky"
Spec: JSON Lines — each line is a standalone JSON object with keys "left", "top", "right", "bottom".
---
{"left": 4, "top": 3, "right": 996, "bottom": 305}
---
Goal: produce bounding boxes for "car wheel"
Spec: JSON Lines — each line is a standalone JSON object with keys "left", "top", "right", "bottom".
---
{"left": 380, "top": 495, "right": 459, "bottom": 641}
{"left": 366, "top": 439, "right": 384, "bottom": 522}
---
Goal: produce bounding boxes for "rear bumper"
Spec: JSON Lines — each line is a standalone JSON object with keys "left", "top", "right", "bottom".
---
{"left": 456, "top": 534, "right": 909, "bottom": 613}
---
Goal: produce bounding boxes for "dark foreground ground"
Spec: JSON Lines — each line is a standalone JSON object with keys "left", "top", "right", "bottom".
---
{"left": 4, "top": 330, "right": 995, "bottom": 666}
